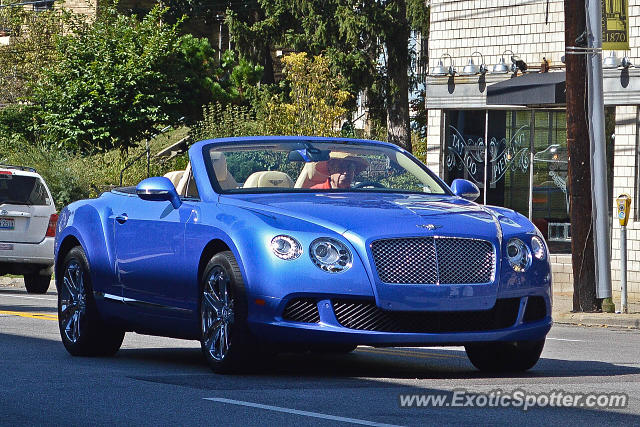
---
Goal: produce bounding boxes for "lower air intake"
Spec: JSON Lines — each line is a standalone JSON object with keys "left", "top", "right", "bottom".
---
{"left": 332, "top": 298, "right": 520, "bottom": 333}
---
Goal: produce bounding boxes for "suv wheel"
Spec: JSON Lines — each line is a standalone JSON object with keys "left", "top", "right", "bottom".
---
{"left": 24, "top": 273, "right": 51, "bottom": 294}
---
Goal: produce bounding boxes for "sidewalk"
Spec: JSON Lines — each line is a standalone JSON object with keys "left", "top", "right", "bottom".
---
{"left": 2, "top": 277, "right": 639, "bottom": 329}
{"left": 552, "top": 292, "right": 640, "bottom": 329}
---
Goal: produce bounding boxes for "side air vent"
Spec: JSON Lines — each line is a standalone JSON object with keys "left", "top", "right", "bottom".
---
{"left": 282, "top": 298, "right": 320, "bottom": 323}
{"left": 523, "top": 296, "right": 547, "bottom": 322}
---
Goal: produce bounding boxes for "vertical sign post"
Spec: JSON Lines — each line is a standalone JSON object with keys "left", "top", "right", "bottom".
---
{"left": 617, "top": 194, "right": 632, "bottom": 313}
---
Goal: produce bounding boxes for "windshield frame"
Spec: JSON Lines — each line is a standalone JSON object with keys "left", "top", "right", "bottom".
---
{"left": 201, "top": 138, "right": 453, "bottom": 197}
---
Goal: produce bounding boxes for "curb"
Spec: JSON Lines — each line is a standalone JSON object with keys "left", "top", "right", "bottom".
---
{"left": 554, "top": 312, "right": 640, "bottom": 329}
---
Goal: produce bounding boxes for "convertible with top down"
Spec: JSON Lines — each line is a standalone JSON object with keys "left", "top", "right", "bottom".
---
{"left": 54, "top": 136, "right": 552, "bottom": 373}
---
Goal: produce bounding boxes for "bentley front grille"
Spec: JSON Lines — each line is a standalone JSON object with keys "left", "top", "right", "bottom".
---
{"left": 282, "top": 298, "right": 320, "bottom": 323}
{"left": 370, "top": 237, "right": 495, "bottom": 284}
{"left": 332, "top": 298, "right": 520, "bottom": 333}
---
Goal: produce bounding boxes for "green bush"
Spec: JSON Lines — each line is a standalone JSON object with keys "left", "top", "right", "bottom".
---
{"left": 0, "top": 128, "right": 190, "bottom": 209}
{"left": 33, "top": 4, "right": 216, "bottom": 153}
{"left": 190, "top": 102, "right": 262, "bottom": 141}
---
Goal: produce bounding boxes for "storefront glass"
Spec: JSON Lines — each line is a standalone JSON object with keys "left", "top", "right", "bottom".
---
{"left": 444, "top": 109, "right": 570, "bottom": 253}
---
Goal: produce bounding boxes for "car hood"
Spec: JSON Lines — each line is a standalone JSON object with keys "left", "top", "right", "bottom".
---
{"left": 219, "top": 192, "right": 500, "bottom": 240}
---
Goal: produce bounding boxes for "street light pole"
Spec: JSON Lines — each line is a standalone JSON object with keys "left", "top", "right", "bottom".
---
{"left": 585, "top": 0, "right": 613, "bottom": 303}
{"left": 565, "top": 0, "right": 599, "bottom": 312}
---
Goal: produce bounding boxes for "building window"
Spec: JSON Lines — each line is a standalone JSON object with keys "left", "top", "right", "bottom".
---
{"left": 443, "top": 109, "right": 570, "bottom": 253}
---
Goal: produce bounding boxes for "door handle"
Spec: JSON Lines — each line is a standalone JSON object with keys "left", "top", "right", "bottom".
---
{"left": 115, "top": 214, "right": 128, "bottom": 224}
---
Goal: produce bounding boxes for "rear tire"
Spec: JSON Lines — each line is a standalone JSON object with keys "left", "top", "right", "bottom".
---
{"left": 56, "top": 246, "right": 124, "bottom": 357}
{"left": 200, "top": 251, "right": 253, "bottom": 374}
{"left": 24, "top": 273, "right": 51, "bottom": 294}
{"left": 465, "top": 339, "right": 545, "bottom": 372}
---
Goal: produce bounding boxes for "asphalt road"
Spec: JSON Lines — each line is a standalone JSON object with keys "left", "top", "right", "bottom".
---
{"left": 1, "top": 284, "right": 639, "bottom": 426}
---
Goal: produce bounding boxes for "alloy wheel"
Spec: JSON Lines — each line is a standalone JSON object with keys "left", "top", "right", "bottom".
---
{"left": 201, "top": 266, "right": 235, "bottom": 361}
{"left": 59, "top": 260, "right": 87, "bottom": 343}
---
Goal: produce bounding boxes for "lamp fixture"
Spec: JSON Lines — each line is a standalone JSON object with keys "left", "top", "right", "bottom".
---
{"left": 460, "top": 51, "right": 487, "bottom": 76}
{"left": 431, "top": 53, "right": 455, "bottom": 76}
{"left": 621, "top": 56, "right": 633, "bottom": 69}
{"left": 603, "top": 51, "right": 621, "bottom": 69}
{"left": 492, "top": 50, "right": 514, "bottom": 74}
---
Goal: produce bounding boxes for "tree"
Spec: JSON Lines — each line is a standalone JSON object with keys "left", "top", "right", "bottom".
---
{"left": 227, "top": 0, "right": 429, "bottom": 152}
{"left": 33, "top": 4, "right": 223, "bottom": 153}
{"left": 0, "top": 3, "right": 79, "bottom": 104}
{"left": 263, "top": 52, "right": 351, "bottom": 137}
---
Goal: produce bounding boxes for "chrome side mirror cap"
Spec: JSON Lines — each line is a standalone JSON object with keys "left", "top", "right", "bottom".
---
{"left": 136, "top": 177, "right": 182, "bottom": 209}
{"left": 451, "top": 179, "right": 480, "bottom": 201}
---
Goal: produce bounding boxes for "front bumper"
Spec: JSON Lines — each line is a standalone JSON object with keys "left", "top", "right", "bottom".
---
{"left": 248, "top": 294, "right": 552, "bottom": 346}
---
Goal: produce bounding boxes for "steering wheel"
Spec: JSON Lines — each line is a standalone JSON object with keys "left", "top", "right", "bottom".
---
{"left": 353, "top": 181, "right": 386, "bottom": 189}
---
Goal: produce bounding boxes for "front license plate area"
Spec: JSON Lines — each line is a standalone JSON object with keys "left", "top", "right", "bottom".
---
{"left": 0, "top": 218, "right": 14, "bottom": 230}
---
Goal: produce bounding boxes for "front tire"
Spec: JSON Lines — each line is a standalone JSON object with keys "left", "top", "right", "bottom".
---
{"left": 465, "top": 339, "right": 545, "bottom": 372}
{"left": 24, "top": 273, "right": 51, "bottom": 294}
{"left": 57, "top": 246, "right": 124, "bottom": 356}
{"left": 200, "top": 251, "right": 252, "bottom": 373}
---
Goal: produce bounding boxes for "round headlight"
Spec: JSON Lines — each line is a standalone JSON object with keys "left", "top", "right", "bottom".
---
{"left": 531, "top": 236, "right": 546, "bottom": 260}
{"left": 271, "top": 235, "right": 302, "bottom": 260}
{"left": 309, "top": 238, "right": 352, "bottom": 273}
{"left": 506, "top": 238, "right": 531, "bottom": 272}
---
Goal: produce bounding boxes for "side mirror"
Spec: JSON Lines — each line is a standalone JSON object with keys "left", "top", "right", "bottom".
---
{"left": 136, "top": 177, "right": 182, "bottom": 209}
{"left": 451, "top": 179, "right": 480, "bottom": 201}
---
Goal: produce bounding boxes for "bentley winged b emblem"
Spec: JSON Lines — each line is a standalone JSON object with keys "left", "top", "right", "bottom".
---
{"left": 417, "top": 224, "right": 442, "bottom": 231}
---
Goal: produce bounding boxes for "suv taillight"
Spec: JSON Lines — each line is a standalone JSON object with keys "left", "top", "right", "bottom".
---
{"left": 46, "top": 214, "right": 58, "bottom": 237}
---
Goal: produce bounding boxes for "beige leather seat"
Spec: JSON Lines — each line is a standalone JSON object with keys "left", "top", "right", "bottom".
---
{"left": 244, "top": 171, "right": 293, "bottom": 189}
{"left": 163, "top": 170, "right": 184, "bottom": 189}
{"left": 210, "top": 152, "right": 238, "bottom": 190}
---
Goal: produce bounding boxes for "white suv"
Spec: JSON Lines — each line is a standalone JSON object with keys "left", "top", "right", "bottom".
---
{"left": 0, "top": 165, "right": 57, "bottom": 293}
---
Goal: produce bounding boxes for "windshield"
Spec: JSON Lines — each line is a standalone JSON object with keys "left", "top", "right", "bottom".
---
{"left": 204, "top": 141, "right": 448, "bottom": 195}
{"left": 0, "top": 175, "right": 50, "bottom": 206}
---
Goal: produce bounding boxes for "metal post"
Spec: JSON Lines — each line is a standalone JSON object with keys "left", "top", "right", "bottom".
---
{"left": 483, "top": 110, "right": 488, "bottom": 205}
{"left": 586, "top": 0, "right": 613, "bottom": 299}
{"left": 620, "top": 225, "right": 628, "bottom": 313}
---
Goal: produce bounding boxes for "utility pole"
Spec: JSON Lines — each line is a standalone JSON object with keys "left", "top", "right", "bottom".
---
{"left": 564, "top": 0, "right": 599, "bottom": 312}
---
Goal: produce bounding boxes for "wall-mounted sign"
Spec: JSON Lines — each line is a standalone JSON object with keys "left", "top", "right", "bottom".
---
{"left": 602, "top": 0, "right": 629, "bottom": 50}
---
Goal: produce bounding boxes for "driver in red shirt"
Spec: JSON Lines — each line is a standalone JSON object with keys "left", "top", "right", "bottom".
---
{"left": 311, "top": 154, "right": 368, "bottom": 189}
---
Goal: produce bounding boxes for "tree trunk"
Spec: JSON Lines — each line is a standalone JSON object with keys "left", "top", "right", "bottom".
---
{"left": 385, "top": 0, "right": 411, "bottom": 152}
{"left": 564, "top": 0, "right": 599, "bottom": 312}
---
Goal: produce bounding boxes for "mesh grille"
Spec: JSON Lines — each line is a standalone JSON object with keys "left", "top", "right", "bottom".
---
{"left": 370, "top": 237, "right": 494, "bottom": 284}
{"left": 332, "top": 298, "right": 520, "bottom": 333}
{"left": 523, "top": 296, "right": 547, "bottom": 322}
{"left": 282, "top": 298, "right": 320, "bottom": 323}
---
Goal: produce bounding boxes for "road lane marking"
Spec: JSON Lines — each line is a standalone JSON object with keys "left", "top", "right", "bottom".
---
{"left": 547, "top": 337, "right": 585, "bottom": 342}
{"left": 0, "top": 310, "right": 57, "bottom": 321}
{"left": 204, "top": 398, "right": 403, "bottom": 427}
{"left": 0, "top": 293, "right": 57, "bottom": 302}
{"left": 356, "top": 347, "right": 466, "bottom": 360}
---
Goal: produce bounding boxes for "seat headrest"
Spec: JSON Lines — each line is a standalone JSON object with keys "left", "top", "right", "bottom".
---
{"left": 210, "top": 152, "right": 229, "bottom": 181}
{"left": 244, "top": 171, "right": 293, "bottom": 188}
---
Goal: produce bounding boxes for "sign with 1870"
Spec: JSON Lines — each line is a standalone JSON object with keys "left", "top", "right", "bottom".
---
{"left": 602, "top": 0, "right": 629, "bottom": 50}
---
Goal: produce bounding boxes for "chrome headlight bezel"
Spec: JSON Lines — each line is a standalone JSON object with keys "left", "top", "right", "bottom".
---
{"left": 530, "top": 235, "right": 547, "bottom": 260}
{"left": 506, "top": 237, "right": 532, "bottom": 272}
{"left": 270, "top": 235, "right": 302, "bottom": 260}
{"left": 309, "top": 237, "right": 353, "bottom": 273}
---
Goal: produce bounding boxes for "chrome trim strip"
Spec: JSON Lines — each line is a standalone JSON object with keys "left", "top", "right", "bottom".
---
{"left": 95, "top": 292, "right": 192, "bottom": 313}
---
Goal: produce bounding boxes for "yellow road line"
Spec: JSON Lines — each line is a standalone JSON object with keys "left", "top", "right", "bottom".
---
{"left": 0, "top": 310, "right": 58, "bottom": 321}
{"left": 356, "top": 347, "right": 466, "bottom": 360}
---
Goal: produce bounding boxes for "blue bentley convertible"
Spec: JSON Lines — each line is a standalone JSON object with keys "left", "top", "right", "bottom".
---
{"left": 54, "top": 137, "right": 552, "bottom": 373}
